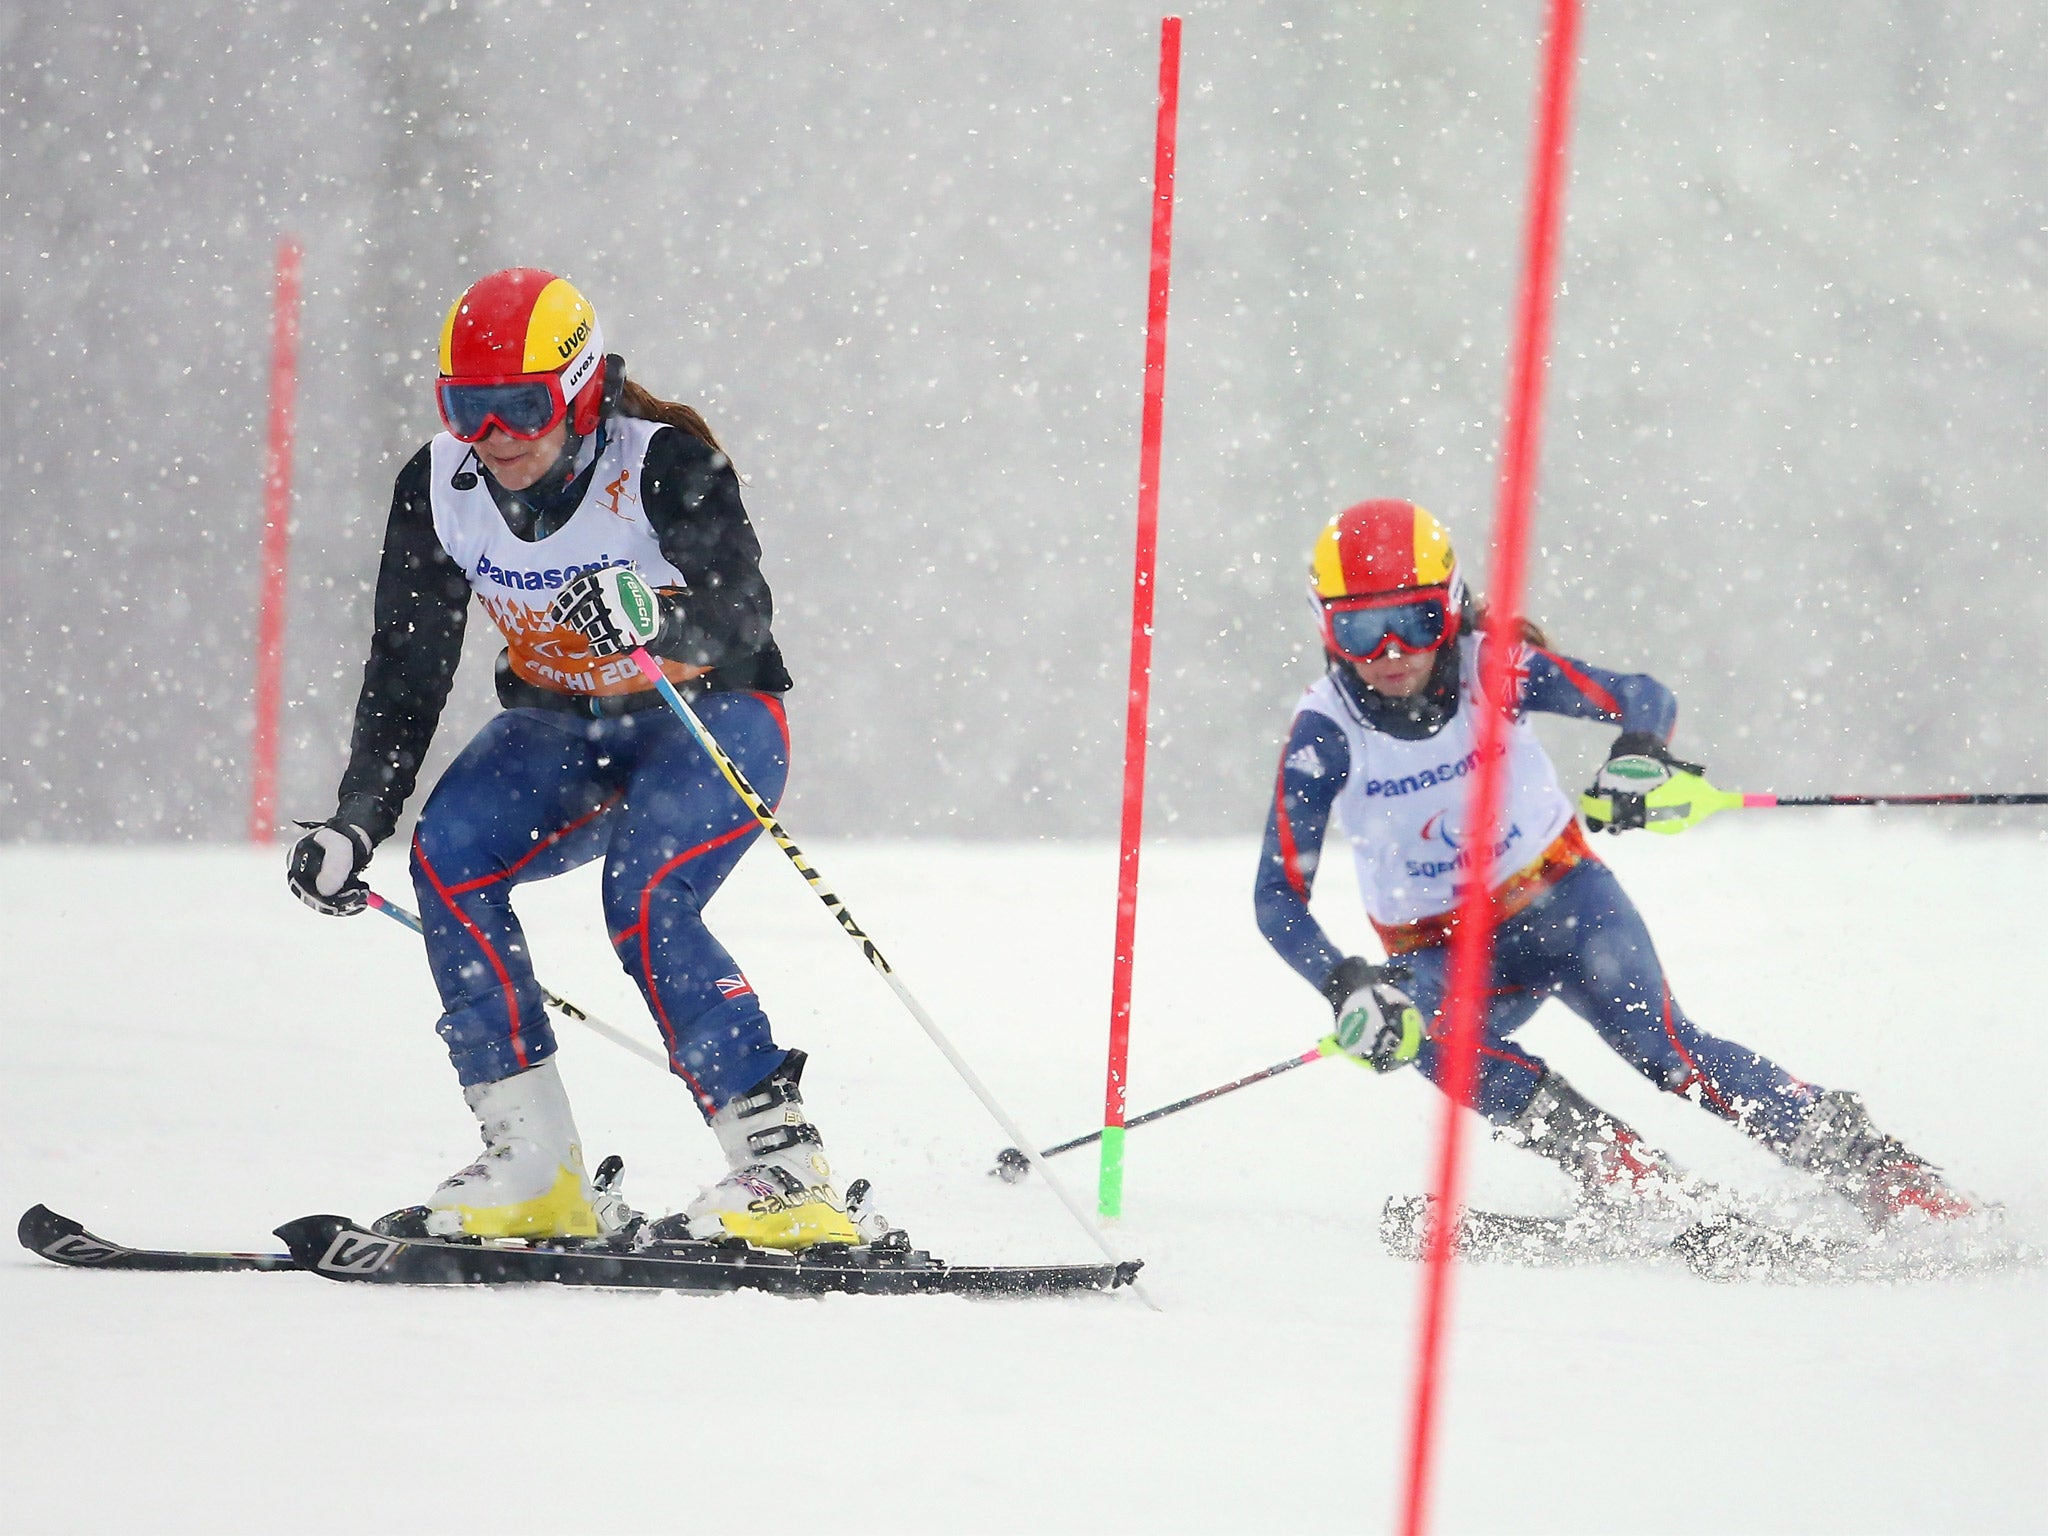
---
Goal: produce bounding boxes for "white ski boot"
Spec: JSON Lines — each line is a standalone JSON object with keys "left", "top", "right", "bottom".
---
{"left": 672, "top": 1050, "right": 884, "bottom": 1250}
{"left": 420, "top": 1059, "right": 602, "bottom": 1239}
{"left": 1507, "top": 1071, "right": 1724, "bottom": 1224}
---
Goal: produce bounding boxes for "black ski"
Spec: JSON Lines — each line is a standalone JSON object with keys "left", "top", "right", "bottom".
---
{"left": 274, "top": 1215, "right": 1141, "bottom": 1298}
{"left": 1378, "top": 1194, "right": 1669, "bottom": 1268}
{"left": 18, "top": 1205, "right": 299, "bottom": 1273}
{"left": 1380, "top": 1194, "right": 2042, "bottom": 1283}
{"left": 1673, "top": 1211, "right": 2044, "bottom": 1283}
{"left": 1666, "top": 1212, "right": 1859, "bottom": 1280}
{"left": 1379, "top": 1193, "right": 1830, "bottom": 1277}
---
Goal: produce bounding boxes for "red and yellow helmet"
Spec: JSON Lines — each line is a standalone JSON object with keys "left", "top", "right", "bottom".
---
{"left": 435, "top": 268, "right": 609, "bottom": 443}
{"left": 1308, "top": 500, "right": 1467, "bottom": 662}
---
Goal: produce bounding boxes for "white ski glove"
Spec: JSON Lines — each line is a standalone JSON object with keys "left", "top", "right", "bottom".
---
{"left": 1320, "top": 956, "right": 1424, "bottom": 1073}
{"left": 548, "top": 565, "right": 666, "bottom": 660}
{"left": 286, "top": 820, "right": 374, "bottom": 916}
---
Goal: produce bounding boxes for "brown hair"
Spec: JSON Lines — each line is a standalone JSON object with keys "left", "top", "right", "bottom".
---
{"left": 617, "top": 377, "right": 728, "bottom": 464}
{"left": 1469, "top": 596, "right": 1551, "bottom": 651}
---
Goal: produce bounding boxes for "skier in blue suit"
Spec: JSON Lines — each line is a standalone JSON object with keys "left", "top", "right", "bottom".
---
{"left": 1255, "top": 499, "right": 1973, "bottom": 1227}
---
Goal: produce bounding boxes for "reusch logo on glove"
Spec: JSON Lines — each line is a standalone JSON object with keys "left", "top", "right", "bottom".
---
{"left": 612, "top": 570, "right": 658, "bottom": 636}
{"left": 1603, "top": 757, "right": 1667, "bottom": 784}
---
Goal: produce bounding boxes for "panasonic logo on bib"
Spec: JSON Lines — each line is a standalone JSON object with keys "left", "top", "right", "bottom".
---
{"left": 475, "top": 552, "right": 623, "bottom": 593}
{"left": 1364, "top": 749, "right": 1482, "bottom": 798}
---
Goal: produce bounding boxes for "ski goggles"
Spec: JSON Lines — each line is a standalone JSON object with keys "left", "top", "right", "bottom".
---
{"left": 1321, "top": 590, "right": 1452, "bottom": 662}
{"left": 436, "top": 373, "right": 576, "bottom": 443}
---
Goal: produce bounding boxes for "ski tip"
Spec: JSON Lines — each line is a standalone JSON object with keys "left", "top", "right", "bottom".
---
{"left": 272, "top": 1215, "right": 359, "bottom": 1267}
{"left": 18, "top": 1203, "right": 81, "bottom": 1253}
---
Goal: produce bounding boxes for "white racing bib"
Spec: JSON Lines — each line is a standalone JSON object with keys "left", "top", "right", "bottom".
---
{"left": 428, "top": 417, "right": 703, "bottom": 697}
{"left": 1296, "top": 644, "right": 1575, "bottom": 926}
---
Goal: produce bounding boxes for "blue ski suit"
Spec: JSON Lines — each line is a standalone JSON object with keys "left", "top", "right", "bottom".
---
{"left": 1254, "top": 637, "right": 1820, "bottom": 1146}
{"left": 410, "top": 693, "right": 788, "bottom": 1110}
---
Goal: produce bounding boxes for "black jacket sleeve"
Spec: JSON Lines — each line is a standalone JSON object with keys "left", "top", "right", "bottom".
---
{"left": 332, "top": 445, "right": 471, "bottom": 847}
{"left": 639, "top": 426, "right": 792, "bottom": 693}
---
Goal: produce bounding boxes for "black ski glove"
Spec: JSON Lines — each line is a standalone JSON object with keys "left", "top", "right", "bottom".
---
{"left": 1581, "top": 732, "right": 1705, "bottom": 835}
{"left": 1320, "top": 956, "right": 1424, "bottom": 1072}
{"left": 548, "top": 565, "right": 667, "bottom": 660}
{"left": 286, "top": 818, "right": 374, "bottom": 916}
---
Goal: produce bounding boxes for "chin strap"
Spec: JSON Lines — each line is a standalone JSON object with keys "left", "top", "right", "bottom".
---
{"left": 488, "top": 425, "right": 605, "bottom": 539}
{"left": 542, "top": 425, "right": 601, "bottom": 496}
{"left": 1330, "top": 648, "right": 1460, "bottom": 740}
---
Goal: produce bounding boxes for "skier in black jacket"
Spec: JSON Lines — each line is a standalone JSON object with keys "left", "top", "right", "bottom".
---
{"left": 286, "top": 267, "right": 872, "bottom": 1249}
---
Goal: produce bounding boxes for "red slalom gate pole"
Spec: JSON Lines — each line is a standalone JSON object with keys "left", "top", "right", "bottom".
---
{"left": 1098, "top": 15, "right": 1183, "bottom": 1221}
{"left": 248, "top": 234, "right": 304, "bottom": 844}
{"left": 1397, "top": 4, "right": 1582, "bottom": 1533}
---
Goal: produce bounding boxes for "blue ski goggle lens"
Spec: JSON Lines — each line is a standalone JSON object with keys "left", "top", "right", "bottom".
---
{"left": 1325, "top": 594, "right": 1450, "bottom": 661}
{"left": 436, "top": 378, "right": 568, "bottom": 443}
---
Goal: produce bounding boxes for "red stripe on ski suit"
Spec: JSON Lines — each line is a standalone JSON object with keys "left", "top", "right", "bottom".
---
{"left": 1659, "top": 982, "right": 1734, "bottom": 1117}
{"left": 620, "top": 692, "right": 791, "bottom": 1115}
{"left": 442, "top": 793, "right": 624, "bottom": 896}
{"left": 413, "top": 831, "right": 528, "bottom": 1072}
{"left": 1533, "top": 646, "right": 1621, "bottom": 719}
{"left": 625, "top": 821, "right": 761, "bottom": 1114}
{"left": 1271, "top": 762, "right": 1312, "bottom": 901}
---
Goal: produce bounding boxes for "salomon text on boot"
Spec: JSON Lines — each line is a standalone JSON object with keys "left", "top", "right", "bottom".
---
{"left": 666, "top": 1050, "right": 885, "bottom": 1251}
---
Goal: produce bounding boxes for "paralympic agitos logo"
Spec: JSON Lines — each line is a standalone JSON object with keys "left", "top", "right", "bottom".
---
{"left": 1406, "top": 814, "right": 1523, "bottom": 881}
{"left": 1418, "top": 811, "right": 1463, "bottom": 851}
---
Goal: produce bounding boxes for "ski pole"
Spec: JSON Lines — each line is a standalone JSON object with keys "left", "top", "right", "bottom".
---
{"left": 364, "top": 891, "right": 670, "bottom": 1072}
{"left": 1740, "top": 792, "right": 2048, "bottom": 808}
{"left": 991, "top": 1036, "right": 1344, "bottom": 1181}
{"left": 1590, "top": 777, "right": 2048, "bottom": 835}
{"left": 627, "top": 649, "right": 1154, "bottom": 1305}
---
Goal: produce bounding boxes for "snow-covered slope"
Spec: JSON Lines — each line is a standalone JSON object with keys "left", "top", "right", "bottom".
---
{"left": 4, "top": 822, "right": 2042, "bottom": 1533}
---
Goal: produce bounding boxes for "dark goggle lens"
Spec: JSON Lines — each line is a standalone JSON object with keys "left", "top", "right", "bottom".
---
{"left": 1329, "top": 597, "right": 1448, "bottom": 659}
{"left": 438, "top": 380, "right": 563, "bottom": 441}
